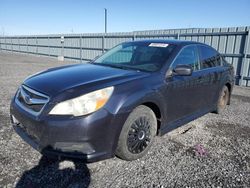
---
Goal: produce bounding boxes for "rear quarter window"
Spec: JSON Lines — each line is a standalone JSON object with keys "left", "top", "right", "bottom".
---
{"left": 199, "top": 45, "right": 222, "bottom": 68}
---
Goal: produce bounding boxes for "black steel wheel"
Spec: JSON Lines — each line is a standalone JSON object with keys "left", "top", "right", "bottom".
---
{"left": 127, "top": 116, "right": 152, "bottom": 154}
{"left": 115, "top": 105, "right": 157, "bottom": 161}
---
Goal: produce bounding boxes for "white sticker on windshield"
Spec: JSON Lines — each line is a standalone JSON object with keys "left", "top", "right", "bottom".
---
{"left": 149, "top": 43, "right": 169, "bottom": 48}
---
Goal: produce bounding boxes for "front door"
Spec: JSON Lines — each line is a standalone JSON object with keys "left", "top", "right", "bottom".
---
{"left": 163, "top": 45, "right": 205, "bottom": 124}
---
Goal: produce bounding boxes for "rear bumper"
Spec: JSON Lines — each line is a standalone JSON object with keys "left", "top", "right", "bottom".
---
{"left": 10, "top": 99, "right": 128, "bottom": 162}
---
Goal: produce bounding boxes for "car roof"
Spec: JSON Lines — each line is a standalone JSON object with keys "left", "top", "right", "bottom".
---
{"left": 129, "top": 39, "right": 204, "bottom": 46}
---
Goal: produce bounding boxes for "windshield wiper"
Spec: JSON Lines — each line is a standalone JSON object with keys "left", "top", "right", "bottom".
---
{"left": 106, "top": 64, "right": 131, "bottom": 70}
{"left": 91, "top": 63, "right": 138, "bottom": 71}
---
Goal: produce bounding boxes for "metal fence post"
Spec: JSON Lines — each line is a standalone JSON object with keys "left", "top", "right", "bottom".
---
{"left": 5, "top": 37, "right": 7, "bottom": 51}
{"left": 48, "top": 37, "right": 50, "bottom": 56}
{"left": 4, "top": 37, "right": 7, "bottom": 51}
{"left": 11, "top": 37, "right": 13, "bottom": 53}
{"left": 0, "top": 37, "right": 2, "bottom": 51}
{"left": 61, "top": 36, "right": 64, "bottom": 60}
{"left": 26, "top": 37, "right": 28, "bottom": 53}
{"left": 102, "top": 35, "right": 105, "bottom": 53}
{"left": 18, "top": 37, "right": 20, "bottom": 52}
{"left": 240, "top": 29, "right": 250, "bottom": 86}
{"left": 80, "top": 35, "right": 82, "bottom": 63}
{"left": 36, "top": 37, "right": 38, "bottom": 54}
{"left": 176, "top": 33, "right": 180, "bottom": 40}
{"left": 133, "top": 32, "right": 136, "bottom": 41}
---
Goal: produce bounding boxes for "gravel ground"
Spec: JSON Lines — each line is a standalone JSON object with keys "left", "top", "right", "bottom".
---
{"left": 0, "top": 51, "right": 250, "bottom": 188}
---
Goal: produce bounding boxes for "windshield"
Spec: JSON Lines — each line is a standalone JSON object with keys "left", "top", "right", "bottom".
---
{"left": 92, "top": 42, "right": 176, "bottom": 72}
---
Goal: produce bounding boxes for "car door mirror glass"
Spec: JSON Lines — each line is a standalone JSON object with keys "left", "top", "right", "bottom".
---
{"left": 173, "top": 64, "right": 193, "bottom": 76}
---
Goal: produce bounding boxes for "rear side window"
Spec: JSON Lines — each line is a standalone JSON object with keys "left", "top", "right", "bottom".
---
{"left": 172, "top": 45, "right": 199, "bottom": 71}
{"left": 199, "top": 45, "right": 221, "bottom": 68}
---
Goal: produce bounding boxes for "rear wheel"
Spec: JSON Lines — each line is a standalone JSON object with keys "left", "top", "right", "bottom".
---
{"left": 215, "top": 85, "right": 229, "bottom": 114}
{"left": 115, "top": 105, "right": 157, "bottom": 161}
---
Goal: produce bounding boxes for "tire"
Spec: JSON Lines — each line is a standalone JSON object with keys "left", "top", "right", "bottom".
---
{"left": 215, "top": 85, "right": 230, "bottom": 114}
{"left": 115, "top": 105, "right": 157, "bottom": 161}
{"left": 40, "top": 155, "right": 59, "bottom": 165}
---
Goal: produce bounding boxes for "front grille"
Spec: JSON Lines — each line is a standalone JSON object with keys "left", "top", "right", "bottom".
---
{"left": 18, "top": 95, "right": 44, "bottom": 112}
{"left": 15, "top": 85, "right": 49, "bottom": 114}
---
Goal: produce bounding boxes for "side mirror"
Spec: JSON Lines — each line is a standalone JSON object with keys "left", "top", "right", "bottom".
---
{"left": 173, "top": 64, "right": 193, "bottom": 76}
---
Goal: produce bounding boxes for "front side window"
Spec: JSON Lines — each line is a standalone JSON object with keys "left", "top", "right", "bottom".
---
{"left": 171, "top": 45, "right": 199, "bottom": 70}
{"left": 199, "top": 45, "right": 221, "bottom": 68}
{"left": 93, "top": 42, "right": 176, "bottom": 72}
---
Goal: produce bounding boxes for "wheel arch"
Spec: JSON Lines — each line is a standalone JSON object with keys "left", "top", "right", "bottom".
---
{"left": 225, "top": 82, "right": 232, "bottom": 105}
{"left": 110, "top": 89, "right": 166, "bottom": 152}
{"left": 141, "top": 102, "right": 162, "bottom": 134}
{"left": 225, "top": 82, "right": 231, "bottom": 93}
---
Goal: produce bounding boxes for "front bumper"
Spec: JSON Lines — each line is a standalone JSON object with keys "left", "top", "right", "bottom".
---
{"left": 10, "top": 99, "right": 128, "bottom": 162}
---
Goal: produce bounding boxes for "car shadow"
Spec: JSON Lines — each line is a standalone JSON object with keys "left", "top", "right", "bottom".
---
{"left": 15, "top": 155, "right": 91, "bottom": 188}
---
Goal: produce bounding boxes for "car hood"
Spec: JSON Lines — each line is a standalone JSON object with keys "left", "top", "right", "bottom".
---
{"left": 24, "top": 63, "right": 147, "bottom": 96}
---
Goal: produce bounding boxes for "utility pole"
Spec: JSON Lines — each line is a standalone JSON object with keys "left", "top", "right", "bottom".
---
{"left": 104, "top": 8, "right": 107, "bottom": 33}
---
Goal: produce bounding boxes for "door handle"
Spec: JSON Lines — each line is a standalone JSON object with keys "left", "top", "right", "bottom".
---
{"left": 197, "top": 76, "right": 203, "bottom": 83}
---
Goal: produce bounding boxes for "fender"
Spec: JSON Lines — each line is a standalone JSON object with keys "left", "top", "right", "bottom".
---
{"left": 110, "top": 75, "right": 166, "bottom": 118}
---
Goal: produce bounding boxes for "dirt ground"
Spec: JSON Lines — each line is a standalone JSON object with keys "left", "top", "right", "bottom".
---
{"left": 0, "top": 52, "right": 249, "bottom": 187}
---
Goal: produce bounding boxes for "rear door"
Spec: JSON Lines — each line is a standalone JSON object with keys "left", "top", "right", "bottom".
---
{"left": 198, "top": 45, "right": 224, "bottom": 106}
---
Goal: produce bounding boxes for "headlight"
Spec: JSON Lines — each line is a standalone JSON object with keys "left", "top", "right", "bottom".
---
{"left": 49, "top": 86, "right": 114, "bottom": 116}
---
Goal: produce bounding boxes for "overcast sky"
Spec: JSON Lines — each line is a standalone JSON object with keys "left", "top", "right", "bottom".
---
{"left": 0, "top": 0, "right": 250, "bottom": 35}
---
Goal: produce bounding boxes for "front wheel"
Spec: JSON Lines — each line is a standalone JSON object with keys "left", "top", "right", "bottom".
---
{"left": 115, "top": 105, "right": 157, "bottom": 161}
{"left": 215, "top": 85, "right": 230, "bottom": 114}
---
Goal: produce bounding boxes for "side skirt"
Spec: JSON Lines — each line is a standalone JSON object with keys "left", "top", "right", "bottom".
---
{"left": 159, "top": 107, "right": 214, "bottom": 136}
